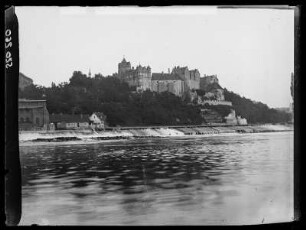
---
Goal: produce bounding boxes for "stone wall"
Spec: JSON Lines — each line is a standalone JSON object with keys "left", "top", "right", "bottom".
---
{"left": 199, "top": 100, "right": 232, "bottom": 106}
{"left": 171, "top": 66, "right": 200, "bottom": 91}
{"left": 200, "top": 75, "right": 218, "bottom": 91}
{"left": 172, "top": 66, "right": 191, "bottom": 90}
{"left": 189, "top": 69, "right": 200, "bottom": 90}
{"left": 151, "top": 80, "right": 184, "bottom": 97}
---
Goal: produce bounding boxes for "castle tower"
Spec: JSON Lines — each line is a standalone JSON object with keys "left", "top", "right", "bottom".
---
{"left": 189, "top": 69, "right": 200, "bottom": 89}
{"left": 135, "top": 64, "right": 152, "bottom": 91}
{"left": 118, "top": 57, "right": 131, "bottom": 75}
{"left": 172, "top": 66, "right": 190, "bottom": 91}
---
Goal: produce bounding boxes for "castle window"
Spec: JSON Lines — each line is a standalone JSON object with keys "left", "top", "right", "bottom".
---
{"left": 20, "top": 117, "right": 24, "bottom": 123}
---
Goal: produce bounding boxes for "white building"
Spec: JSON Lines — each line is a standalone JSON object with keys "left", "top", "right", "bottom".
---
{"left": 225, "top": 109, "right": 238, "bottom": 125}
{"left": 237, "top": 116, "right": 248, "bottom": 125}
{"left": 89, "top": 112, "right": 107, "bottom": 130}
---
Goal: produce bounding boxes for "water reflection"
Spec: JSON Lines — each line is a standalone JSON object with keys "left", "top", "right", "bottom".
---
{"left": 20, "top": 132, "right": 293, "bottom": 225}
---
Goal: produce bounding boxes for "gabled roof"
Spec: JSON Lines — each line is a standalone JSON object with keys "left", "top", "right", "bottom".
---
{"left": 50, "top": 114, "right": 90, "bottom": 123}
{"left": 92, "top": 112, "right": 107, "bottom": 120}
{"left": 152, "top": 73, "right": 182, "bottom": 81}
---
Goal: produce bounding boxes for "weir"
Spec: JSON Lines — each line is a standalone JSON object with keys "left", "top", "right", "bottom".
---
{"left": 211, "top": 126, "right": 236, "bottom": 133}
{"left": 193, "top": 127, "right": 218, "bottom": 134}
{"left": 18, "top": 124, "right": 293, "bottom": 143}
{"left": 105, "top": 123, "right": 247, "bottom": 131}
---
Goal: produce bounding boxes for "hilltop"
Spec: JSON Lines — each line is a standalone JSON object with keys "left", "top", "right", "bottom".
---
{"left": 19, "top": 70, "right": 292, "bottom": 126}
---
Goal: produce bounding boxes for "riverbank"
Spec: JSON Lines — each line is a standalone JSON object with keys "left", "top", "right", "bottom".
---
{"left": 19, "top": 124, "right": 293, "bottom": 143}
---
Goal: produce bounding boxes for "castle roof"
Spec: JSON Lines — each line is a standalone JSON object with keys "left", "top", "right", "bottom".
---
{"left": 173, "top": 66, "right": 188, "bottom": 71}
{"left": 136, "top": 65, "right": 151, "bottom": 70}
{"left": 201, "top": 75, "right": 218, "bottom": 81}
{"left": 152, "top": 73, "right": 182, "bottom": 81}
{"left": 120, "top": 58, "right": 130, "bottom": 65}
{"left": 189, "top": 69, "right": 199, "bottom": 73}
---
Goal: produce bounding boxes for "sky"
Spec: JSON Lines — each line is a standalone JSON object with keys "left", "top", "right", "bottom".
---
{"left": 15, "top": 6, "right": 294, "bottom": 108}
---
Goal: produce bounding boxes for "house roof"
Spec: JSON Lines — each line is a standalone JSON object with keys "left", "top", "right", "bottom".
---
{"left": 19, "top": 99, "right": 47, "bottom": 109}
{"left": 152, "top": 73, "right": 182, "bottom": 81}
{"left": 92, "top": 112, "right": 107, "bottom": 120}
{"left": 50, "top": 114, "right": 90, "bottom": 123}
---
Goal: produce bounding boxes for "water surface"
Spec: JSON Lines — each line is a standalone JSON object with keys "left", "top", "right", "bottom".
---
{"left": 20, "top": 132, "right": 294, "bottom": 225}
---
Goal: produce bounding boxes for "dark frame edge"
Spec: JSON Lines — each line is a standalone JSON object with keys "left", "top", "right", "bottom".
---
{"left": 293, "top": 3, "right": 302, "bottom": 227}
{"left": 5, "top": 5, "right": 21, "bottom": 226}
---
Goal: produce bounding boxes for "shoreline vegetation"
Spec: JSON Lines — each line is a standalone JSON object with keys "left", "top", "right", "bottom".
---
{"left": 19, "top": 124, "right": 293, "bottom": 143}
{"left": 19, "top": 71, "right": 292, "bottom": 127}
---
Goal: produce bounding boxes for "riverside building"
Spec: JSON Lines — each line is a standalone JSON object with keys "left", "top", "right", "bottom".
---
{"left": 18, "top": 99, "right": 50, "bottom": 130}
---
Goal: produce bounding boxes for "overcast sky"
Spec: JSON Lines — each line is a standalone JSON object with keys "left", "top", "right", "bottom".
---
{"left": 15, "top": 6, "right": 294, "bottom": 108}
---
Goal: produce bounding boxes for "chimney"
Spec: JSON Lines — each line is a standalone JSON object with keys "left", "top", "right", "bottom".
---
{"left": 168, "top": 68, "right": 170, "bottom": 74}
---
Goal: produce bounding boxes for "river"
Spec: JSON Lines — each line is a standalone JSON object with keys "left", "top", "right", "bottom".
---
{"left": 19, "top": 131, "right": 294, "bottom": 225}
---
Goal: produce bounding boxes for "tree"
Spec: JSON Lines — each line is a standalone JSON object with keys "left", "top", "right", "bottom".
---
{"left": 19, "top": 70, "right": 290, "bottom": 126}
{"left": 224, "top": 89, "right": 290, "bottom": 124}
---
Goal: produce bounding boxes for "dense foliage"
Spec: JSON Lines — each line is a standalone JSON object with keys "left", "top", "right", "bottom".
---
{"left": 19, "top": 71, "right": 291, "bottom": 125}
{"left": 19, "top": 71, "right": 204, "bottom": 126}
{"left": 224, "top": 89, "right": 291, "bottom": 124}
{"left": 202, "top": 104, "right": 233, "bottom": 118}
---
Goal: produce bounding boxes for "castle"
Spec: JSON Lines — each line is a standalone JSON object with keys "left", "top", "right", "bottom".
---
{"left": 117, "top": 58, "right": 240, "bottom": 123}
{"left": 117, "top": 58, "right": 201, "bottom": 96}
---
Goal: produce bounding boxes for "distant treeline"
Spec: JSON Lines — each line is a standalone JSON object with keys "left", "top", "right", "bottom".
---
{"left": 224, "top": 89, "right": 291, "bottom": 124}
{"left": 19, "top": 71, "right": 203, "bottom": 126}
{"left": 19, "top": 71, "right": 291, "bottom": 126}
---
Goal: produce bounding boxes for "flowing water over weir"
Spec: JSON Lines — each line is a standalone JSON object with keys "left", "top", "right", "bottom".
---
{"left": 19, "top": 124, "right": 293, "bottom": 144}
{"left": 19, "top": 132, "right": 294, "bottom": 225}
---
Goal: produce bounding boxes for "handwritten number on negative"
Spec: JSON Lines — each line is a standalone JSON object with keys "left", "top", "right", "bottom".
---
{"left": 5, "top": 29, "right": 13, "bottom": 69}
